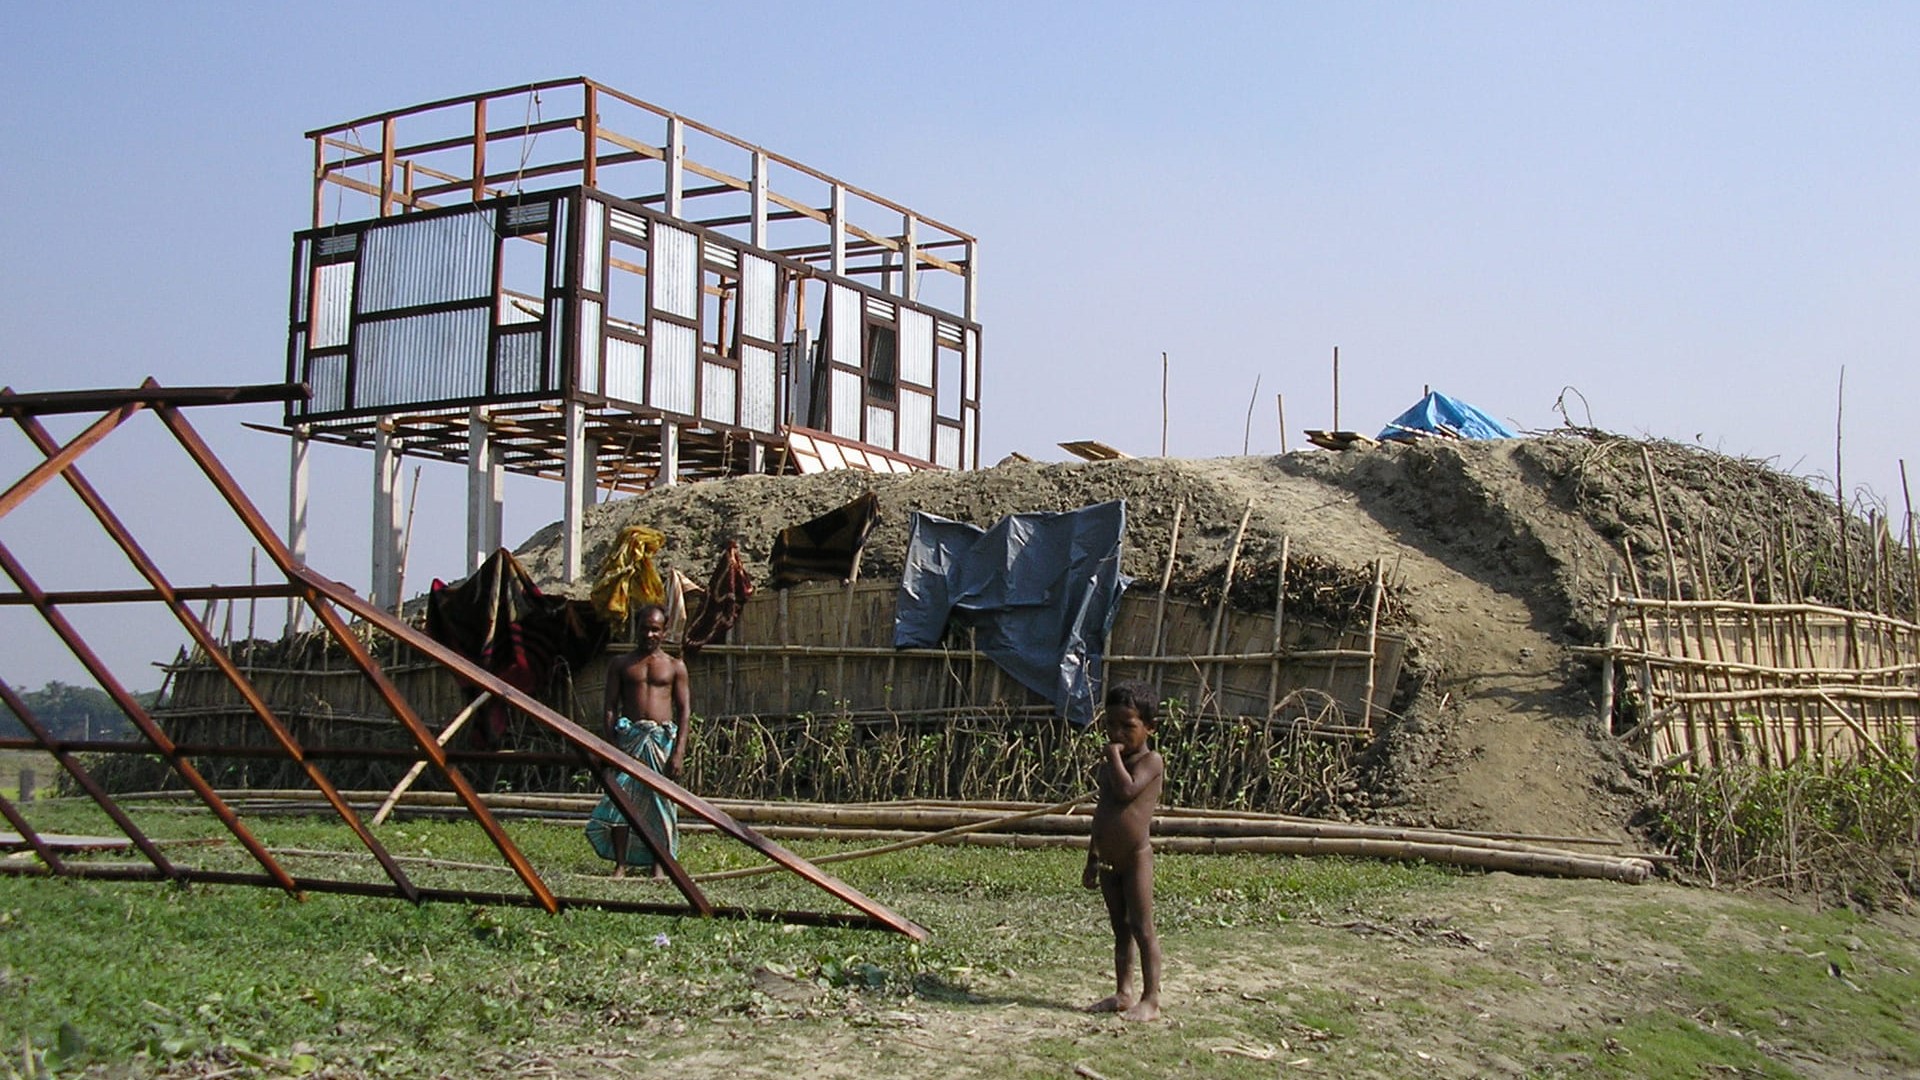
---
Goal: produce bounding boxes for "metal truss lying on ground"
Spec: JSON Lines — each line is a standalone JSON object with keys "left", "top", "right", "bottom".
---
{"left": 0, "top": 380, "right": 926, "bottom": 939}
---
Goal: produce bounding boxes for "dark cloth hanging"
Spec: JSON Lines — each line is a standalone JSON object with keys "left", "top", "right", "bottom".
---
{"left": 683, "top": 540, "right": 754, "bottom": 658}
{"left": 768, "top": 491, "right": 880, "bottom": 589}
{"left": 893, "top": 500, "right": 1130, "bottom": 726}
{"left": 427, "top": 549, "right": 609, "bottom": 746}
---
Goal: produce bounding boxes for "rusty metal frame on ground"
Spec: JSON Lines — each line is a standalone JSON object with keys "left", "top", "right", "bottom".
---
{"left": 0, "top": 380, "right": 926, "bottom": 939}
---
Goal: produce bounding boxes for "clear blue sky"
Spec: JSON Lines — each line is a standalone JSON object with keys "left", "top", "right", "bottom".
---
{"left": 3, "top": 3, "right": 1917, "bottom": 690}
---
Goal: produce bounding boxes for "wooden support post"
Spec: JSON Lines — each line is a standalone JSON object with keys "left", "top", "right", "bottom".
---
{"left": 750, "top": 151, "right": 770, "bottom": 248}
{"left": 829, "top": 183, "right": 846, "bottom": 279}
{"left": 665, "top": 116, "right": 685, "bottom": 217}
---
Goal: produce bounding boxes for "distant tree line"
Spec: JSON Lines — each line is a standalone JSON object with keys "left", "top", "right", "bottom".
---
{"left": 1, "top": 681, "right": 152, "bottom": 741}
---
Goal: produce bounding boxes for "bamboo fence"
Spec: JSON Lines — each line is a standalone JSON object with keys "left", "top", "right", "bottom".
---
{"left": 121, "top": 529, "right": 1409, "bottom": 812}
{"left": 1591, "top": 453, "right": 1920, "bottom": 773}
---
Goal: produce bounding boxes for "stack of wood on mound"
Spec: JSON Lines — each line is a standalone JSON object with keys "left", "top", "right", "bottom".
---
{"left": 120, "top": 790, "right": 1657, "bottom": 885}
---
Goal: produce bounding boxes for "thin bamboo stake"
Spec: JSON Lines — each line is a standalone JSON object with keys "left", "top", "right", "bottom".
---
{"left": 1275, "top": 393, "right": 1288, "bottom": 454}
{"left": 1835, "top": 367, "right": 1853, "bottom": 609}
{"left": 1266, "top": 535, "right": 1291, "bottom": 717}
{"left": 833, "top": 544, "right": 866, "bottom": 713}
{"left": 1241, "top": 374, "right": 1262, "bottom": 455}
{"left": 371, "top": 692, "right": 492, "bottom": 826}
{"left": 1600, "top": 570, "right": 1620, "bottom": 731}
{"left": 1148, "top": 502, "right": 1184, "bottom": 692}
{"left": 1361, "top": 560, "right": 1384, "bottom": 727}
{"left": 1160, "top": 351, "right": 1169, "bottom": 456}
{"left": 1903, "top": 460, "right": 1918, "bottom": 626}
{"left": 1815, "top": 691, "right": 1916, "bottom": 782}
{"left": 1205, "top": 501, "right": 1255, "bottom": 709}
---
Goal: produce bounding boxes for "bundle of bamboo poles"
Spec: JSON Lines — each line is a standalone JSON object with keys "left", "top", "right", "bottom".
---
{"left": 111, "top": 789, "right": 1656, "bottom": 885}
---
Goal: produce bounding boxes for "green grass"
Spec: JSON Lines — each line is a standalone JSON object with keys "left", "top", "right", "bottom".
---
{"left": 2, "top": 805, "right": 1919, "bottom": 1077}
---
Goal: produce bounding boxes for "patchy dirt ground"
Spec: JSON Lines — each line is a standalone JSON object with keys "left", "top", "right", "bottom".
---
{"left": 515, "top": 432, "right": 1862, "bottom": 847}
{"left": 479, "top": 871, "right": 1920, "bottom": 1080}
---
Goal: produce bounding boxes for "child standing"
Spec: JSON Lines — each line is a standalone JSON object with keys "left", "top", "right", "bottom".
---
{"left": 1082, "top": 680, "right": 1165, "bottom": 1021}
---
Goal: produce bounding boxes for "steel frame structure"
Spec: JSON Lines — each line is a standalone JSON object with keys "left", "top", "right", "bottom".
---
{"left": 0, "top": 381, "right": 925, "bottom": 938}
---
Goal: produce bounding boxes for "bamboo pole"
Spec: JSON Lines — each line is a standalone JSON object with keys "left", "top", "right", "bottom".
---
{"left": 1266, "top": 535, "right": 1291, "bottom": 717}
{"left": 1205, "top": 500, "right": 1256, "bottom": 710}
{"left": 1361, "top": 560, "right": 1384, "bottom": 727}
{"left": 1148, "top": 502, "right": 1184, "bottom": 693}
{"left": 1600, "top": 570, "right": 1620, "bottom": 731}
{"left": 1815, "top": 691, "right": 1916, "bottom": 782}
{"left": 692, "top": 792, "right": 1095, "bottom": 882}
{"left": 370, "top": 692, "right": 492, "bottom": 826}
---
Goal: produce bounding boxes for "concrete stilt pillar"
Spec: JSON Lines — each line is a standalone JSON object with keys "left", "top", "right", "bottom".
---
{"left": 466, "top": 408, "right": 503, "bottom": 574}
{"left": 654, "top": 422, "right": 681, "bottom": 489}
{"left": 287, "top": 429, "right": 309, "bottom": 633}
{"left": 371, "top": 420, "right": 403, "bottom": 611}
{"left": 562, "top": 401, "right": 590, "bottom": 583}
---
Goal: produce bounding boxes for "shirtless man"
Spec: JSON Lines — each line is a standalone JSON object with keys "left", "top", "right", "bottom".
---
{"left": 602, "top": 605, "right": 691, "bottom": 779}
{"left": 1082, "top": 680, "right": 1166, "bottom": 1022}
{"left": 590, "top": 604, "right": 691, "bottom": 877}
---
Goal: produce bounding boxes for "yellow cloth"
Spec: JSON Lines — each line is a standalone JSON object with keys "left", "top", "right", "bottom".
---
{"left": 591, "top": 525, "right": 667, "bottom": 622}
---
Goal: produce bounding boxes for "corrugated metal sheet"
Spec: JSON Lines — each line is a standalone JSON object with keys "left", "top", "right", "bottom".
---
{"left": 576, "top": 299, "right": 603, "bottom": 394}
{"left": 650, "top": 320, "right": 697, "bottom": 415}
{"left": 701, "top": 361, "right": 736, "bottom": 425}
{"left": 830, "top": 285, "right": 861, "bottom": 365}
{"left": 604, "top": 338, "right": 645, "bottom": 404}
{"left": 653, "top": 225, "right": 698, "bottom": 319}
{"left": 864, "top": 294, "right": 895, "bottom": 321}
{"left": 740, "top": 344, "right": 776, "bottom": 432}
{"left": 352, "top": 309, "right": 488, "bottom": 410}
{"left": 358, "top": 208, "right": 495, "bottom": 314}
{"left": 740, "top": 255, "right": 776, "bottom": 341}
{"left": 582, "top": 200, "right": 607, "bottom": 293}
{"left": 549, "top": 200, "right": 570, "bottom": 289}
{"left": 830, "top": 369, "right": 862, "bottom": 438}
{"left": 293, "top": 240, "right": 311, "bottom": 324}
{"left": 494, "top": 328, "right": 544, "bottom": 395}
{"left": 703, "top": 242, "right": 738, "bottom": 272}
{"left": 936, "top": 424, "right": 961, "bottom": 470}
{"left": 306, "top": 348, "right": 347, "bottom": 415}
{"left": 899, "top": 308, "right": 933, "bottom": 387}
{"left": 897, "top": 389, "right": 932, "bottom": 461}
{"left": 962, "top": 405, "right": 975, "bottom": 469}
{"left": 609, "top": 208, "right": 647, "bottom": 242}
{"left": 865, "top": 405, "right": 895, "bottom": 451}
{"left": 964, "top": 329, "right": 978, "bottom": 401}
{"left": 547, "top": 298, "right": 566, "bottom": 391}
{"left": 312, "top": 262, "right": 355, "bottom": 348}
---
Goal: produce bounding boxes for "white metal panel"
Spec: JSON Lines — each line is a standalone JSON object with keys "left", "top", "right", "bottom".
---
{"left": 609, "top": 208, "right": 647, "bottom": 242}
{"left": 353, "top": 309, "right": 488, "bottom": 409}
{"left": 701, "top": 361, "right": 737, "bottom": 425}
{"left": 740, "top": 254, "right": 776, "bottom": 341}
{"left": 703, "top": 241, "right": 738, "bottom": 271}
{"left": 865, "top": 405, "right": 895, "bottom": 451}
{"left": 312, "top": 262, "right": 354, "bottom": 348}
{"left": 815, "top": 439, "right": 847, "bottom": 470}
{"left": 964, "top": 329, "right": 978, "bottom": 402}
{"left": 548, "top": 199, "right": 570, "bottom": 289}
{"left": 864, "top": 294, "right": 894, "bottom": 320}
{"left": 740, "top": 343, "right": 776, "bottom": 432}
{"left": 899, "top": 308, "right": 933, "bottom": 386}
{"left": 306, "top": 350, "right": 346, "bottom": 413}
{"left": 898, "top": 389, "right": 932, "bottom": 461}
{"left": 830, "top": 285, "right": 860, "bottom": 365}
{"left": 605, "top": 338, "right": 644, "bottom": 404}
{"left": 577, "top": 299, "right": 603, "bottom": 394}
{"left": 650, "top": 320, "right": 697, "bottom": 414}
{"left": 582, "top": 200, "right": 607, "bottom": 293}
{"left": 830, "top": 369, "right": 861, "bottom": 438}
{"left": 935, "top": 425, "right": 961, "bottom": 470}
{"left": 358, "top": 208, "right": 496, "bottom": 314}
{"left": 962, "top": 405, "right": 976, "bottom": 469}
{"left": 546, "top": 298, "right": 566, "bottom": 392}
{"left": 652, "top": 225, "right": 699, "bottom": 318}
{"left": 494, "top": 328, "right": 543, "bottom": 394}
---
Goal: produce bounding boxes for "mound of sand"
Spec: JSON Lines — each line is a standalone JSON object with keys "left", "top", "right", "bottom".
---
{"left": 513, "top": 431, "right": 1870, "bottom": 843}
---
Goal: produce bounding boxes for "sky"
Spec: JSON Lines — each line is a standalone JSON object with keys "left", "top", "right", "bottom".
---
{"left": 2, "top": 3, "right": 1918, "bottom": 692}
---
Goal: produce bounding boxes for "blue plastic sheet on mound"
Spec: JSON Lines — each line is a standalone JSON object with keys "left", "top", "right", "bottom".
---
{"left": 893, "top": 501, "right": 1130, "bottom": 727}
{"left": 1377, "top": 391, "right": 1519, "bottom": 442}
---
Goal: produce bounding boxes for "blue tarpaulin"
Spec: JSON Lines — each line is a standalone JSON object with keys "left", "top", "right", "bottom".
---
{"left": 1377, "top": 391, "right": 1518, "bottom": 442}
{"left": 893, "top": 501, "right": 1130, "bottom": 726}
